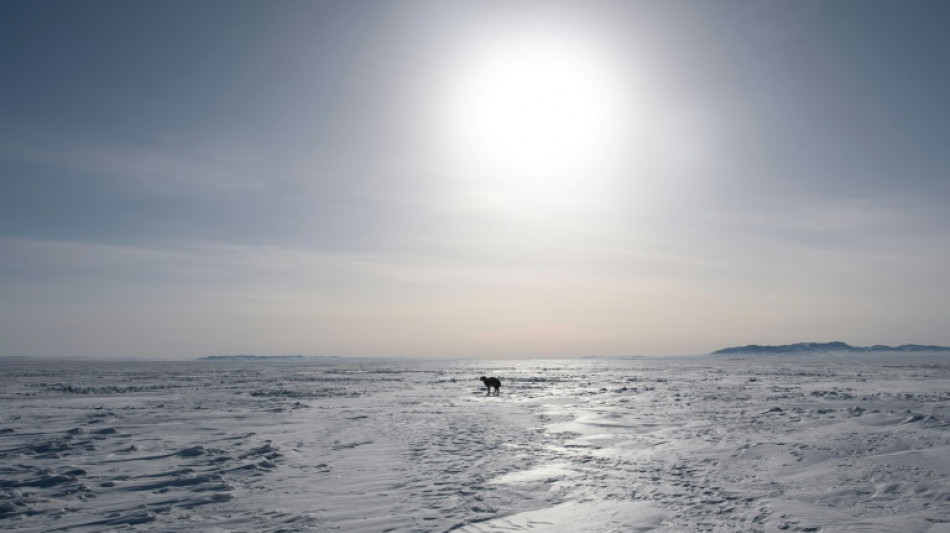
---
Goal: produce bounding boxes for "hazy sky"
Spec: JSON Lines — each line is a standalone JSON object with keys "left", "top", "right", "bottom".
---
{"left": 2, "top": 1, "right": 949, "bottom": 358}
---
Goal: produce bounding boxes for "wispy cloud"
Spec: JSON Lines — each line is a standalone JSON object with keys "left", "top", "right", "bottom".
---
{"left": 0, "top": 129, "right": 291, "bottom": 196}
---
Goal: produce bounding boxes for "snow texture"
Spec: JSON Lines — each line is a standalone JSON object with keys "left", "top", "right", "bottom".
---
{"left": 2, "top": 355, "right": 950, "bottom": 532}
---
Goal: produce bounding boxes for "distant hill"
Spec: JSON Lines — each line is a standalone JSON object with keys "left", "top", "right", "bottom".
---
{"left": 712, "top": 341, "right": 950, "bottom": 356}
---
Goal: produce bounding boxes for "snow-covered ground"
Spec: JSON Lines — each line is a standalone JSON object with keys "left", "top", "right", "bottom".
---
{"left": 2, "top": 355, "right": 949, "bottom": 532}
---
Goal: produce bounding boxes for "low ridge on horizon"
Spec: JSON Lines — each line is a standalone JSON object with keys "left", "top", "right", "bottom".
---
{"left": 713, "top": 341, "right": 950, "bottom": 356}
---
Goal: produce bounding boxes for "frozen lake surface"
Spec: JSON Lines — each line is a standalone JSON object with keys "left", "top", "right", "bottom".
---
{"left": 2, "top": 355, "right": 950, "bottom": 532}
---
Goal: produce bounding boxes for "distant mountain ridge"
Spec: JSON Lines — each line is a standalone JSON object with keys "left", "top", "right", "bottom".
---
{"left": 712, "top": 341, "right": 950, "bottom": 356}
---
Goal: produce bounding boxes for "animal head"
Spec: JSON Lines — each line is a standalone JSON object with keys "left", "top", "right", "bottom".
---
{"left": 479, "top": 376, "right": 487, "bottom": 382}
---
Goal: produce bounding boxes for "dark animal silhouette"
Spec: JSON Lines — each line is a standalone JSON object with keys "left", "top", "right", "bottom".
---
{"left": 479, "top": 376, "right": 501, "bottom": 396}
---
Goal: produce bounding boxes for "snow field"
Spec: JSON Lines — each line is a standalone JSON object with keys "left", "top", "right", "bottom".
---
{"left": 1, "top": 355, "right": 949, "bottom": 532}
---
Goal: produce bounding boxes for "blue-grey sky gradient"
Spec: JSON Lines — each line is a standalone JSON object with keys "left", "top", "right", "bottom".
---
{"left": 2, "top": 1, "right": 949, "bottom": 358}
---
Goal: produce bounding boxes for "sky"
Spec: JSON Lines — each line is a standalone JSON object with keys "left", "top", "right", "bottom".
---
{"left": 2, "top": 0, "right": 949, "bottom": 359}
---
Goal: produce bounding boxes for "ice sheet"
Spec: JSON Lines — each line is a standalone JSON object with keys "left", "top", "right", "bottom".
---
{"left": 2, "top": 355, "right": 949, "bottom": 532}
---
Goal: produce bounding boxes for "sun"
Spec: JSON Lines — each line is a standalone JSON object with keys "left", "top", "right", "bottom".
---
{"left": 432, "top": 24, "right": 634, "bottom": 211}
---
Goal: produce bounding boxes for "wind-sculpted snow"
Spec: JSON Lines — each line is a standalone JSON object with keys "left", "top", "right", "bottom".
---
{"left": 2, "top": 356, "right": 949, "bottom": 532}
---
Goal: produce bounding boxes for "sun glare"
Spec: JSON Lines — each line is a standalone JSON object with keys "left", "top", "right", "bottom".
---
{"left": 434, "top": 24, "right": 634, "bottom": 211}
